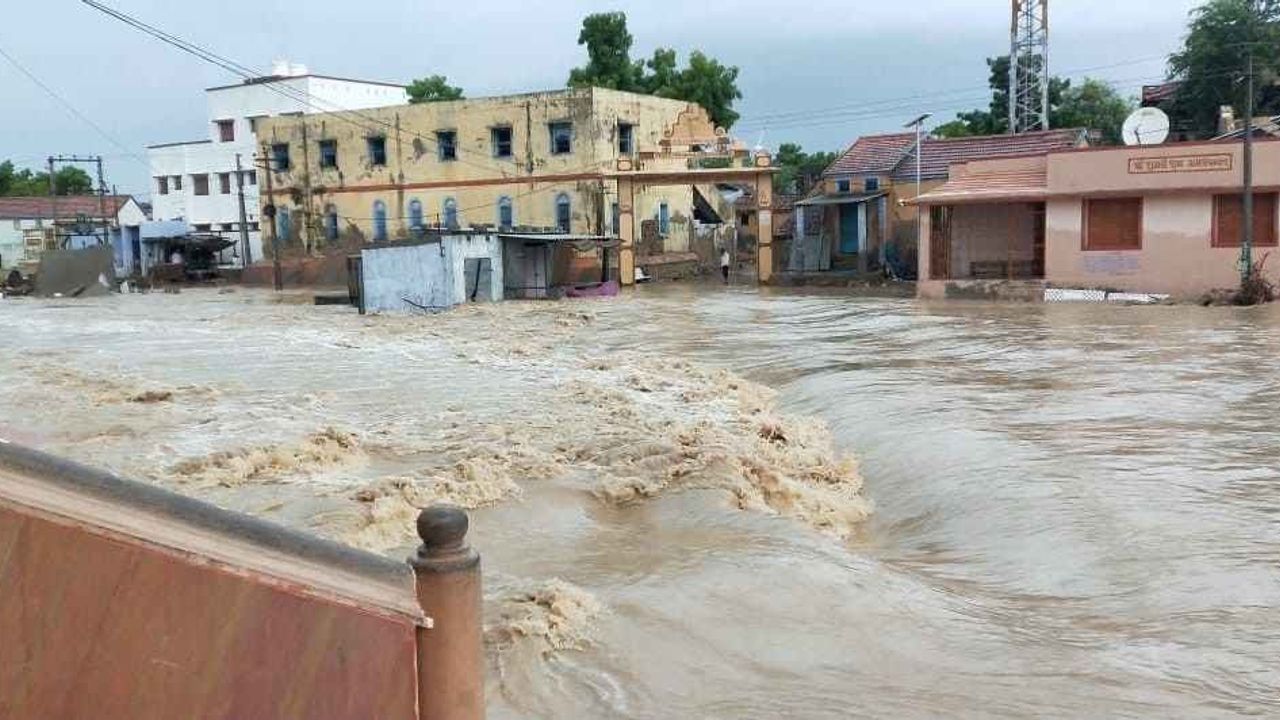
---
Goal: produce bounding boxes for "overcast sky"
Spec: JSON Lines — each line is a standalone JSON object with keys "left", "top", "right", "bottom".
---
{"left": 0, "top": 0, "right": 1204, "bottom": 199}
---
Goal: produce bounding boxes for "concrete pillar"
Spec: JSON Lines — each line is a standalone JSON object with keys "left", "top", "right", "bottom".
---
{"left": 410, "top": 506, "right": 484, "bottom": 720}
{"left": 755, "top": 172, "right": 774, "bottom": 283}
{"left": 618, "top": 177, "right": 636, "bottom": 286}
{"left": 919, "top": 205, "right": 932, "bottom": 282}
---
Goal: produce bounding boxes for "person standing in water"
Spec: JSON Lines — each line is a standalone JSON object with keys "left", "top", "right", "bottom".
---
{"left": 720, "top": 247, "right": 731, "bottom": 284}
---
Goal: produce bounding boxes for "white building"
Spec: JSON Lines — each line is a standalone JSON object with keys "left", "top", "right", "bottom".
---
{"left": 147, "top": 62, "right": 407, "bottom": 266}
{"left": 0, "top": 195, "right": 146, "bottom": 274}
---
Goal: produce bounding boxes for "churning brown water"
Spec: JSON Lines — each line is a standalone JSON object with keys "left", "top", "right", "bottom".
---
{"left": 2, "top": 286, "right": 1278, "bottom": 719}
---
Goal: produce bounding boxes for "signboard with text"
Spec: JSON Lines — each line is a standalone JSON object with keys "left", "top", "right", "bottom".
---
{"left": 1127, "top": 154, "right": 1233, "bottom": 175}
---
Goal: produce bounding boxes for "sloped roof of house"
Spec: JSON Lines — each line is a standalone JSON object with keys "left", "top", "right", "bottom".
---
{"left": 1142, "top": 81, "right": 1180, "bottom": 107}
{"left": 891, "top": 129, "right": 1089, "bottom": 182}
{"left": 824, "top": 129, "right": 1087, "bottom": 183}
{"left": 823, "top": 133, "right": 917, "bottom": 177}
{"left": 0, "top": 195, "right": 135, "bottom": 220}
{"left": 909, "top": 159, "right": 1051, "bottom": 205}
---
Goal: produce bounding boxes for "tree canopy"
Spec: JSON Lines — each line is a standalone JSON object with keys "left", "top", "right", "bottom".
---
{"left": 1167, "top": 0, "right": 1280, "bottom": 138}
{"left": 407, "top": 75, "right": 464, "bottom": 104}
{"left": 567, "top": 12, "right": 743, "bottom": 129}
{"left": 772, "top": 143, "right": 837, "bottom": 195}
{"left": 0, "top": 161, "right": 95, "bottom": 197}
{"left": 934, "top": 55, "right": 1133, "bottom": 143}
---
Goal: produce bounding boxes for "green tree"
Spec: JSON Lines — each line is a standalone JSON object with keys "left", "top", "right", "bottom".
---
{"left": 1167, "top": 0, "right": 1280, "bottom": 138}
{"left": 935, "top": 56, "right": 1070, "bottom": 137}
{"left": 568, "top": 12, "right": 643, "bottom": 91}
{"left": 1055, "top": 79, "right": 1135, "bottom": 144}
{"left": 406, "top": 75, "right": 464, "bottom": 104}
{"left": 934, "top": 56, "right": 1130, "bottom": 142}
{"left": 657, "top": 51, "right": 742, "bottom": 129}
{"left": 773, "top": 143, "right": 837, "bottom": 194}
{"left": 567, "top": 12, "right": 744, "bottom": 129}
{"left": 0, "top": 160, "right": 93, "bottom": 196}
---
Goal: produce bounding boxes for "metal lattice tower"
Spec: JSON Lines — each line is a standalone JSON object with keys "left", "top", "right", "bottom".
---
{"left": 1009, "top": 0, "right": 1050, "bottom": 133}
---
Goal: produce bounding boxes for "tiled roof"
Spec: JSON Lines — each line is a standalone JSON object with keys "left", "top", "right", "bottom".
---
{"left": 891, "top": 129, "right": 1088, "bottom": 182}
{"left": 823, "top": 133, "right": 916, "bottom": 177}
{"left": 1142, "top": 82, "right": 1180, "bottom": 106}
{"left": 912, "top": 160, "right": 1050, "bottom": 205}
{"left": 0, "top": 195, "right": 134, "bottom": 220}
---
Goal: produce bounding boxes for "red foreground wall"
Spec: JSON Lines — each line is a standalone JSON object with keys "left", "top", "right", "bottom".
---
{"left": 0, "top": 443, "right": 484, "bottom": 720}
{"left": 0, "top": 504, "right": 420, "bottom": 720}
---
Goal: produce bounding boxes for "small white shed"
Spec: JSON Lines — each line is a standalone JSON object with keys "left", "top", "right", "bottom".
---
{"left": 357, "top": 232, "right": 504, "bottom": 314}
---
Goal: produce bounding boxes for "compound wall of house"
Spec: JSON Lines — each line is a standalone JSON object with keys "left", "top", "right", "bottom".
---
{"left": 257, "top": 88, "right": 705, "bottom": 251}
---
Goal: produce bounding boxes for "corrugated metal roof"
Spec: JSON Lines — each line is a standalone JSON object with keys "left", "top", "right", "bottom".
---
{"left": 795, "top": 191, "right": 888, "bottom": 207}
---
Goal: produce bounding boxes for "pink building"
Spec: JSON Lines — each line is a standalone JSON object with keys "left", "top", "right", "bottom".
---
{"left": 914, "top": 139, "right": 1280, "bottom": 300}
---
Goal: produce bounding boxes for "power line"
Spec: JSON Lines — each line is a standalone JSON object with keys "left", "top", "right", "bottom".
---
{"left": 736, "top": 54, "right": 1172, "bottom": 128}
{"left": 0, "top": 40, "right": 149, "bottom": 167}
{"left": 78, "top": 0, "right": 547, "bottom": 178}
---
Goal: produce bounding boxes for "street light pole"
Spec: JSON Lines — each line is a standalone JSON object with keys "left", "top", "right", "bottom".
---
{"left": 905, "top": 114, "right": 932, "bottom": 256}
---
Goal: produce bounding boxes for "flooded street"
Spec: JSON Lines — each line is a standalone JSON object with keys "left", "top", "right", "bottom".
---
{"left": 2, "top": 286, "right": 1278, "bottom": 718}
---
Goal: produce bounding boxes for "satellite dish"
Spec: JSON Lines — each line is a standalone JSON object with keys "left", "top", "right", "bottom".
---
{"left": 1122, "top": 107, "right": 1171, "bottom": 146}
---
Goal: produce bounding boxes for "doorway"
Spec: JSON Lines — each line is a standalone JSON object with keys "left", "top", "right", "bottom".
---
{"left": 839, "top": 205, "right": 861, "bottom": 255}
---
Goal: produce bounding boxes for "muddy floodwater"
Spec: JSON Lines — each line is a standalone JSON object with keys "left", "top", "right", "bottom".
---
{"left": 2, "top": 286, "right": 1279, "bottom": 718}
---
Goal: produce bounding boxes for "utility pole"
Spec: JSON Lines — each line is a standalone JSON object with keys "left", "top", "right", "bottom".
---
{"left": 235, "top": 153, "right": 252, "bottom": 266}
{"left": 1241, "top": 40, "right": 1257, "bottom": 284}
{"left": 261, "top": 145, "right": 282, "bottom": 291}
{"left": 47, "top": 157, "right": 56, "bottom": 248}
{"left": 95, "top": 156, "right": 108, "bottom": 250}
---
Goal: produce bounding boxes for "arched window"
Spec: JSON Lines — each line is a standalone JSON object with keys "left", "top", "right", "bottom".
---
{"left": 658, "top": 201, "right": 670, "bottom": 236}
{"left": 324, "top": 204, "right": 339, "bottom": 241}
{"left": 373, "top": 200, "right": 388, "bottom": 241}
{"left": 555, "top": 193, "right": 571, "bottom": 232}
{"left": 408, "top": 198, "right": 424, "bottom": 232}
{"left": 443, "top": 197, "right": 458, "bottom": 229}
{"left": 497, "top": 196, "right": 514, "bottom": 229}
{"left": 276, "top": 207, "right": 292, "bottom": 241}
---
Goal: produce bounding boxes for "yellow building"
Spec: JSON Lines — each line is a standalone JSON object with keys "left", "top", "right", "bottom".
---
{"left": 256, "top": 87, "right": 721, "bottom": 254}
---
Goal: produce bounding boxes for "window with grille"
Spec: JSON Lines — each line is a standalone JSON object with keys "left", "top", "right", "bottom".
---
{"left": 216, "top": 119, "right": 234, "bottom": 143}
{"left": 192, "top": 174, "right": 209, "bottom": 196}
{"left": 271, "top": 144, "right": 291, "bottom": 171}
{"left": 618, "top": 123, "right": 635, "bottom": 154}
{"left": 319, "top": 140, "right": 338, "bottom": 169}
{"left": 549, "top": 122, "right": 572, "bottom": 155}
{"left": 555, "top": 194, "right": 571, "bottom": 231}
{"left": 367, "top": 136, "right": 387, "bottom": 166}
{"left": 492, "top": 127, "right": 513, "bottom": 158}
{"left": 1084, "top": 198, "right": 1142, "bottom": 250}
{"left": 436, "top": 131, "right": 457, "bottom": 162}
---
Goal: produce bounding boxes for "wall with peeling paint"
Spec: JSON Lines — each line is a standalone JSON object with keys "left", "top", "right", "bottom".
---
{"left": 258, "top": 88, "right": 712, "bottom": 254}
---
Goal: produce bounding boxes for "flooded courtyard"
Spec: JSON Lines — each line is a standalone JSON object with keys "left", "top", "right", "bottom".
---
{"left": 2, "top": 286, "right": 1278, "bottom": 718}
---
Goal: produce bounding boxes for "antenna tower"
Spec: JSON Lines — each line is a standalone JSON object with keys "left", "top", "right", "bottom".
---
{"left": 1009, "top": 0, "right": 1050, "bottom": 133}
